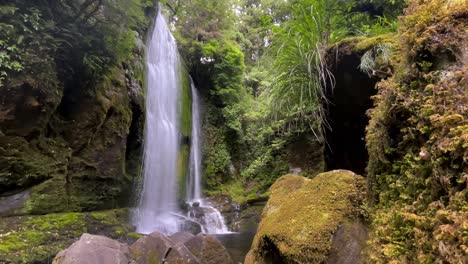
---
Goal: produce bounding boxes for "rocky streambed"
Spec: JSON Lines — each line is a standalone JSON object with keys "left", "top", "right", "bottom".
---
{"left": 54, "top": 231, "right": 233, "bottom": 264}
{"left": 0, "top": 199, "right": 266, "bottom": 263}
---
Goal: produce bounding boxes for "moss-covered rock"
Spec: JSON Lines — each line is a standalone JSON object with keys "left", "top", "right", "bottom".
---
{"left": 178, "top": 143, "right": 190, "bottom": 202}
{"left": 365, "top": 0, "right": 467, "bottom": 262}
{"left": 0, "top": 208, "right": 139, "bottom": 264}
{"left": 245, "top": 170, "right": 366, "bottom": 264}
{"left": 0, "top": 1, "right": 155, "bottom": 214}
{"left": 0, "top": 136, "right": 70, "bottom": 194}
{"left": 180, "top": 66, "right": 193, "bottom": 138}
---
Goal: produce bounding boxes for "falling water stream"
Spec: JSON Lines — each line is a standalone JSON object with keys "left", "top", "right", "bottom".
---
{"left": 133, "top": 12, "right": 180, "bottom": 235}
{"left": 133, "top": 10, "right": 228, "bottom": 235}
{"left": 187, "top": 83, "right": 229, "bottom": 234}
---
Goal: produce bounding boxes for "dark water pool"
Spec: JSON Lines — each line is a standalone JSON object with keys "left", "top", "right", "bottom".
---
{"left": 215, "top": 202, "right": 265, "bottom": 263}
{"left": 215, "top": 231, "right": 256, "bottom": 263}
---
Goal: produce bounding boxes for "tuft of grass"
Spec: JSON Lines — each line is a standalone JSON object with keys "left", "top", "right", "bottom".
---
{"left": 266, "top": 5, "right": 334, "bottom": 141}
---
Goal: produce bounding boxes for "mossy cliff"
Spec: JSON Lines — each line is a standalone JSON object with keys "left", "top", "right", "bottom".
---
{"left": 0, "top": 1, "right": 156, "bottom": 214}
{"left": 365, "top": 0, "right": 467, "bottom": 262}
{"left": 245, "top": 170, "right": 366, "bottom": 264}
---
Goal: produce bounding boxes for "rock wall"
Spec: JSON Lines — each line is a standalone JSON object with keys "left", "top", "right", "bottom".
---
{"left": 0, "top": 1, "right": 156, "bottom": 214}
{"left": 365, "top": 0, "right": 467, "bottom": 262}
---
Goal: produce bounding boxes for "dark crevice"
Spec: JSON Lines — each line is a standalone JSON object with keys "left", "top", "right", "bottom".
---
{"left": 325, "top": 52, "right": 378, "bottom": 176}
{"left": 260, "top": 237, "right": 285, "bottom": 264}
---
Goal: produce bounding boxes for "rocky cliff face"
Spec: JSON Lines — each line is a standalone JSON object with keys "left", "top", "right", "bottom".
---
{"left": 0, "top": 1, "right": 155, "bottom": 215}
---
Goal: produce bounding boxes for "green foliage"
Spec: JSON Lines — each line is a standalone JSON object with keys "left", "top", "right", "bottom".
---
{"left": 0, "top": 5, "right": 56, "bottom": 87}
{"left": 0, "top": 0, "right": 155, "bottom": 87}
{"left": 266, "top": 4, "right": 332, "bottom": 141}
{"left": 167, "top": 0, "right": 407, "bottom": 198}
{"left": 203, "top": 120, "right": 232, "bottom": 188}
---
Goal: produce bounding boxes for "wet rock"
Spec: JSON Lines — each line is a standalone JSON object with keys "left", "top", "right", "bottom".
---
{"left": 205, "top": 195, "right": 233, "bottom": 214}
{"left": 326, "top": 219, "right": 368, "bottom": 264}
{"left": 165, "top": 243, "right": 200, "bottom": 263}
{"left": 185, "top": 233, "right": 234, "bottom": 264}
{"left": 54, "top": 229, "right": 233, "bottom": 264}
{"left": 0, "top": 189, "right": 29, "bottom": 216}
{"left": 169, "top": 232, "right": 196, "bottom": 245}
{"left": 188, "top": 206, "right": 216, "bottom": 219}
{"left": 130, "top": 232, "right": 175, "bottom": 263}
{"left": 187, "top": 206, "right": 228, "bottom": 233}
{"left": 179, "top": 218, "right": 203, "bottom": 234}
{"left": 53, "top": 233, "right": 131, "bottom": 264}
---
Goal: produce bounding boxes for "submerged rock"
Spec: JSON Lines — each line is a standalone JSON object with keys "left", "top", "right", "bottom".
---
{"left": 245, "top": 170, "right": 367, "bottom": 264}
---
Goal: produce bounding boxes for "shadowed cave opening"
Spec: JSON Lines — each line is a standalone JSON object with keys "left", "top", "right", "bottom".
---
{"left": 325, "top": 51, "right": 378, "bottom": 176}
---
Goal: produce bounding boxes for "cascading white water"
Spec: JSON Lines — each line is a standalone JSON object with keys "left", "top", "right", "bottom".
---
{"left": 133, "top": 11, "right": 181, "bottom": 235}
{"left": 187, "top": 82, "right": 202, "bottom": 203}
{"left": 134, "top": 10, "right": 229, "bottom": 235}
{"left": 187, "top": 83, "right": 229, "bottom": 234}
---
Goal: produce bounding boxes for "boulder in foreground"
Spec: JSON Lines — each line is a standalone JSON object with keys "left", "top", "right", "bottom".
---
{"left": 245, "top": 170, "right": 367, "bottom": 264}
{"left": 53, "top": 233, "right": 130, "bottom": 264}
{"left": 53, "top": 231, "right": 233, "bottom": 264}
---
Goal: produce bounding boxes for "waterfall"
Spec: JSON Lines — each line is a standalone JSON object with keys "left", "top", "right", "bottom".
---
{"left": 133, "top": 11, "right": 181, "bottom": 235}
{"left": 133, "top": 10, "right": 228, "bottom": 235}
{"left": 186, "top": 84, "right": 229, "bottom": 234}
{"left": 187, "top": 82, "right": 202, "bottom": 203}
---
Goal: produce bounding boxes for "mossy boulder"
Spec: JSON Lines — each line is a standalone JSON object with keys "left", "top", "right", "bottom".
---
{"left": 0, "top": 208, "right": 140, "bottom": 263}
{"left": 245, "top": 170, "right": 366, "bottom": 264}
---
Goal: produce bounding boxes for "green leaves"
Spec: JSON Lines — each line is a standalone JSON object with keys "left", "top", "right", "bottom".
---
{"left": 265, "top": 4, "right": 331, "bottom": 141}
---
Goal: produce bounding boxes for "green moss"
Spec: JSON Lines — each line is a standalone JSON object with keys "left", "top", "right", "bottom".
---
{"left": 329, "top": 34, "right": 397, "bottom": 57}
{"left": 177, "top": 143, "right": 190, "bottom": 202}
{"left": 180, "top": 66, "right": 192, "bottom": 138}
{"left": 354, "top": 34, "right": 397, "bottom": 51}
{"left": 365, "top": 1, "right": 467, "bottom": 262}
{"left": 126, "top": 232, "right": 143, "bottom": 240}
{"left": 247, "top": 171, "right": 366, "bottom": 263}
{"left": 0, "top": 136, "right": 71, "bottom": 195}
{"left": 0, "top": 209, "right": 136, "bottom": 263}
{"left": 206, "top": 179, "right": 270, "bottom": 204}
